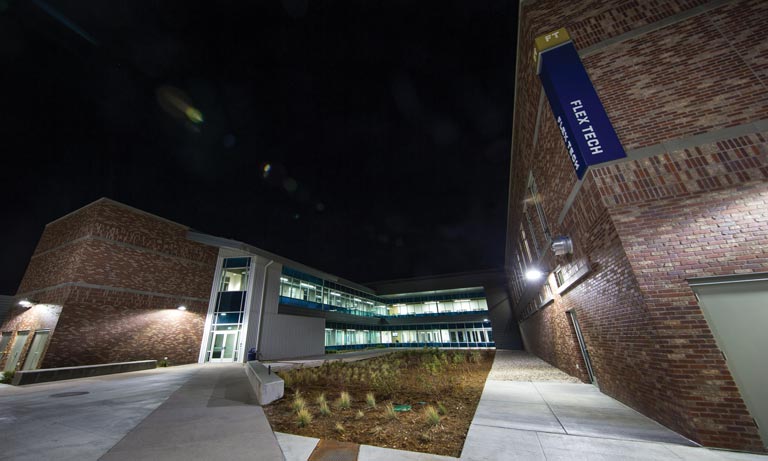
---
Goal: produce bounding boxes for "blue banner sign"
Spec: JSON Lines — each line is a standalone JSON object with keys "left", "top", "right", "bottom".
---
{"left": 536, "top": 29, "right": 625, "bottom": 179}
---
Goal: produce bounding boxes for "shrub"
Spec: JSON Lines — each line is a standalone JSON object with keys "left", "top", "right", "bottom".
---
{"left": 337, "top": 391, "right": 351, "bottom": 409}
{"left": 424, "top": 405, "right": 440, "bottom": 426}
{"left": 451, "top": 352, "right": 465, "bottom": 365}
{"left": 365, "top": 392, "right": 376, "bottom": 408}
{"left": 0, "top": 371, "right": 14, "bottom": 384}
{"left": 334, "top": 422, "right": 345, "bottom": 434}
{"left": 296, "top": 408, "right": 312, "bottom": 427}
{"left": 384, "top": 403, "right": 397, "bottom": 420}
{"left": 355, "top": 410, "right": 365, "bottom": 419}
{"left": 469, "top": 351, "right": 481, "bottom": 363}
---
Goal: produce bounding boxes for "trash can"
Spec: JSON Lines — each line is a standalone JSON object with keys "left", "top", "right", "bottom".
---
{"left": 247, "top": 348, "right": 257, "bottom": 361}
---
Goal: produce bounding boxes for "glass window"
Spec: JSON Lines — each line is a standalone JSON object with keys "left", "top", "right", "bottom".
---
{"left": 220, "top": 267, "right": 249, "bottom": 292}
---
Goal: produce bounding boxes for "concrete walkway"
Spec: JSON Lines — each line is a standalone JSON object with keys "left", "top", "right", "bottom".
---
{"left": 101, "top": 363, "right": 283, "bottom": 460}
{"left": 458, "top": 351, "right": 768, "bottom": 461}
{"left": 0, "top": 364, "right": 198, "bottom": 460}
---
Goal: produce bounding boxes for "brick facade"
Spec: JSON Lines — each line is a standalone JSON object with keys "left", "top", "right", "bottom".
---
{"left": 508, "top": 0, "right": 767, "bottom": 452}
{"left": 0, "top": 199, "right": 218, "bottom": 369}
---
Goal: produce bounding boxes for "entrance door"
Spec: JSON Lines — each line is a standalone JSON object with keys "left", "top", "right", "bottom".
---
{"left": 209, "top": 331, "right": 238, "bottom": 362}
{"left": 567, "top": 310, "right": 596, "bottom": 384}
{"left": 0, "top": 332, "right": 11, "bottom": 364}
{"left": 22, "top": 330, "right": 50, "bottom": 371}
{"left": 4, "top": 331, "right": 29, "bottom": 372}
{"left": 691, "top": 277, "right": 768, "bottom": 447}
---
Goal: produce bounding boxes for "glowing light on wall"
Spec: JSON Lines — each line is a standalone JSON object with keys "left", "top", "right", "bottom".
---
{"left": 525, "top": 269, "right": 544, "bottom": 281}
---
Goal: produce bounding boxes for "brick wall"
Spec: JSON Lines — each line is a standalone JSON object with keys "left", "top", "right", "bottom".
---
{"left": 42, "top": 286, "right": 207, "bottom": 367}
{"left": 509, "top": 0, "right": 767, "bottom": 452}
{"left": 3, "top": 198, "right": 218, "bottom": 368}
{"left": 606, "top": 174, "right": 767, "bottom": 450}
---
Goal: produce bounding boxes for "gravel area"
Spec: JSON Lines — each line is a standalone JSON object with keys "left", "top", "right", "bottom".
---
{"left": 488, "top": 350, "right": 582, "bottom": 382}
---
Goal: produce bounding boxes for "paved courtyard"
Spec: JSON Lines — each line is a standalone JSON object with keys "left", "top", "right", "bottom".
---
{"left": 1, "top": 351, "right": 767, "bottom": 460}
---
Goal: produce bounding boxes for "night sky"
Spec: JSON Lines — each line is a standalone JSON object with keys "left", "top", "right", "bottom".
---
{"left": 0, "top": 0, "right": 517, "bottom": 294}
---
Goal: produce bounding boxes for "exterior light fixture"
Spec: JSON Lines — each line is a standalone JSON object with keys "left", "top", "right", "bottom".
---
{"left": 18, "top": 299, "right": 34, "bottom": 308}
{"left": 483, "top": 318, "right": 489, "bottom": 322}
{"left": 177, "top": 305, "right": 187, "bottom": 311}
{"left": 551, "top": 236, "right": 574, "bottom": 256}
{"left": 525, "top": 269, "right": 544, "bottom": 281}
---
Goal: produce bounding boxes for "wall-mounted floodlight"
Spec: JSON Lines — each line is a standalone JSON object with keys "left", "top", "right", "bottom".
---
{"left": 18, "top": 299, "right": 34, "bottom": 308}
{"left": 177, "top": 305, "right": 187, "bottom": 311}
{"left": 525, "top": 269, "right": 544, "bottom": 281}
{"left": 552, "top": 236, "right": 574, "bottom": 256}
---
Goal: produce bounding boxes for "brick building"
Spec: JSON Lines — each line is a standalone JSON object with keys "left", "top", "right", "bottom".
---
{"left": 506, "top": 0, "right": 767, "bottom": 452}
{"left": 1, "top": 198, "right": 517, "bottom": 376}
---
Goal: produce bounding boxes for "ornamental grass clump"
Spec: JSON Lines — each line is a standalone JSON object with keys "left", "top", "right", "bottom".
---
{"left": 337, "top": 391, "right": 351, "bottom": 409}
{"left": 319, "top": 401, "right": 331, "bottom": 416}
{"left": 365, "top": 392, "right": 376, "bottom": 408}
{"left": 384, "top": 402, "right": 397, "bottom": 420}
{"left": 437, "top": 401, "right": 448, "bottom": 416}
{"left": 424, "top": 405, "right": 441, "bottom": 426}
{"left": 296, "top": 408, "right": 312, "bottom": 427}
{"left": 334, "top": 422, "right": 345, "bottom": 434}
{"left": 292, "top": 396, "right": 306, "bottom": 413}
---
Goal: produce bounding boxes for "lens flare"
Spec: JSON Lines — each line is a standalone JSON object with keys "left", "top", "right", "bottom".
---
{"left": 156, "top": 85, "right": 204, "bottom": 125}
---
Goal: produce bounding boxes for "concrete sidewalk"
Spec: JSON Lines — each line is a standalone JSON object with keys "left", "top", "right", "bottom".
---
{"left": 100, "top": 363, "right": 283, "bottom": 461}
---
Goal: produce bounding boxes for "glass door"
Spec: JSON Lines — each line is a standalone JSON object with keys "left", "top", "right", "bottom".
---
{"left": 209, "top": 331, "right": 238, "bottom": 362}
{"left": 4, "top": 331, "right": 29, "bottom": 372}
{"left": 22, "top": 330, "right": 50, "bottom": 370}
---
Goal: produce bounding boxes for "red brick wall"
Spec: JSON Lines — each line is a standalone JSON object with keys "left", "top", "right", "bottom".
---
{"left": 509, "top": 0, "right": 767, "bottom": 452}
{"left": 3, "top": 198, "right": 218, "bottom": 368}
{"left": 42, "top": 286, "right": 207, "bottom": 367}
{"left": 607, "top": 176, "right": 768, "bottom": 450}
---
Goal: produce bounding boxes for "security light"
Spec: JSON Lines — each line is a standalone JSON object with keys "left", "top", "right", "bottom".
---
{"left": 177, "top": 305, "right": 187, "bottom": 311}
{"left": 18, "top": 299, "right": 34, "bottom": 308}
{"left": 525, "top": 269, "right": 544, "bottom": 281}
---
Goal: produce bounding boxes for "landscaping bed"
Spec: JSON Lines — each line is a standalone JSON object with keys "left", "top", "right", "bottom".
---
{"left": 263, "top": 349, "right": 494, "bottom": 457}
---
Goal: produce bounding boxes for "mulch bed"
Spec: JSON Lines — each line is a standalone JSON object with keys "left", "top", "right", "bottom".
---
{"left": 264, "top": 349, "right": 494, "bottom": 457}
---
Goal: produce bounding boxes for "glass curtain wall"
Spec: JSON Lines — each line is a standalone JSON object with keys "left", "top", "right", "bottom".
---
{"left": 324, "top": 323, "right": 494, "bottom": 348}
{"left": 279, "top": 269, "right": 489, "bottom": 318}
{"left": 279, "top": 274, "right": 387, "bottom": 316}
{"left": 206, "top": 257, "right": 251, "bottom": 362}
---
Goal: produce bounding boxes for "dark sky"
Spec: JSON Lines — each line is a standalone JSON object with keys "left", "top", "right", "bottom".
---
{"left": 0, "top": 0, "right": 517, "bottom": 294}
